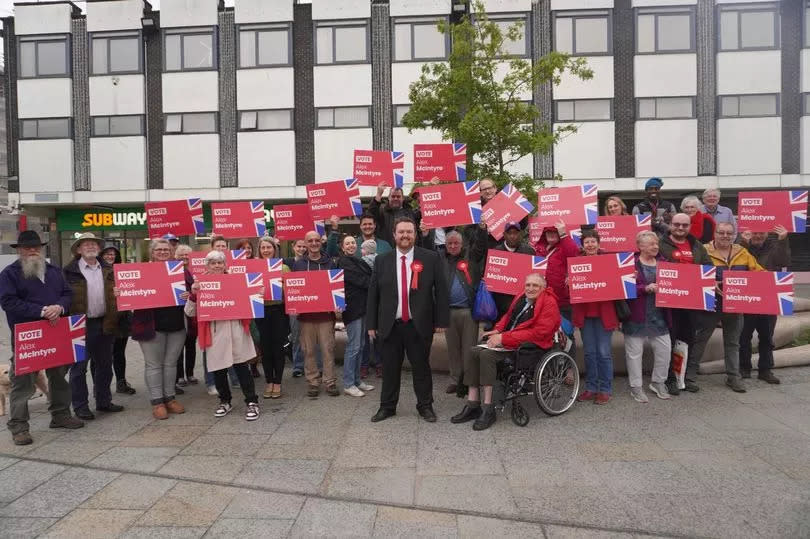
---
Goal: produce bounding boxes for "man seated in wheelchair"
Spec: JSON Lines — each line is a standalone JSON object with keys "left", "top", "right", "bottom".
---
{"left": 451, "top": 273, "right": 561, "bottom": 431}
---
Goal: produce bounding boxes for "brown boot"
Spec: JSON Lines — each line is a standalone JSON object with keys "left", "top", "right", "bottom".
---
{"left": 165, "top": 400, "right": 185, "bottom": 414}
{"left": 152, "top": 403, "right": 168, "bottom": 420}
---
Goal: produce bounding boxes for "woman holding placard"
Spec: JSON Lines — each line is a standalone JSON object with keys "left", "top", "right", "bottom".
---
{"left": 256, "top": 236, "right": 290, "bottom": 399}
{"left": 603, "top": 196, "right": 629, "bottom": 216}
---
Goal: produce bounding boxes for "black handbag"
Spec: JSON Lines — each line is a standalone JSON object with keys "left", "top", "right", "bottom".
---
{"left": 614, "top": 299, "right": 631, "bottom": 322}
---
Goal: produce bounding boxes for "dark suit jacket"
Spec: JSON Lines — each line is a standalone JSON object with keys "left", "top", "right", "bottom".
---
{"left": 367, "top": 246, "right": 450, "bottom": 341}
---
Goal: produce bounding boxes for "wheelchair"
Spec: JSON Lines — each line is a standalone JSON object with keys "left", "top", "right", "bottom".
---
{"left": 493, "top": 320, "right": 580, "bottom": 427}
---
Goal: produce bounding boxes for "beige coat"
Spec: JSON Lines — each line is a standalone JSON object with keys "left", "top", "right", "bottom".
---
{"left": 184, "top": 299, "right": 256, "bottom": 372}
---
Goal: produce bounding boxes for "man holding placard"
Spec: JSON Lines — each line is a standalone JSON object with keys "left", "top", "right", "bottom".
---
{"left": 0, "top": 231, "right": 83, "bottom": 445}
{"left": 368, "top": 183, "right": 420, "bottom": 247}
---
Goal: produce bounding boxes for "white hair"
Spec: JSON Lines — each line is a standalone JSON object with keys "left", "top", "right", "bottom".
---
{"left": 702, "top": 188, "right": 721, "bottom": 198}
{"left": 205, "top": 250, "right": 226, "bottom": 264}
{"left": 149, "top": 239, "right": 170, "bottom": 254}
{"left": 174, "top": 244, "right": 192, "bottom": 257}
{"left": 636, "top": 230, "right": 659, "bottom": 247}
{"left": 526, "top": 273, "right": 546, "bottom": 287}
{"left": 680, "top": 195, "right": 701, "bottom": 211}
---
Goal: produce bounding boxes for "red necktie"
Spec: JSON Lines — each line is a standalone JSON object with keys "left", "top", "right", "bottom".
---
{"left": 401, "top": 255, "right": 410, "bottom": 322}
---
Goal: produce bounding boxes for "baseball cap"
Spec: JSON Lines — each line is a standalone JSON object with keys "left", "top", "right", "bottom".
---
{"left": 504, "top": 221, "right": 521, "bottom": 232}
{"left": 162, "top": 233, "right": 180, "bottom": 242}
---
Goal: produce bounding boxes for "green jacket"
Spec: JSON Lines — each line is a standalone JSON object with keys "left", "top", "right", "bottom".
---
{"left": 63, "top": 257, "right": 118, "bottom": 335}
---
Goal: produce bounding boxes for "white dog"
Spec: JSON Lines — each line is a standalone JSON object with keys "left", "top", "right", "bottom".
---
{"left": 0, "top": 365, "right": 50, "bottom": 416}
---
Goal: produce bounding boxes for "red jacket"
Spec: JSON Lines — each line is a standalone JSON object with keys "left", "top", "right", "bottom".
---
{"left": 690, "top": 212, "right": 716, "bottom": 244}
{"left": 495, "top": 288, "right": 561, "bottom": 350}
{"left": 534, "top": 228, "right": 580, "bottom": 307}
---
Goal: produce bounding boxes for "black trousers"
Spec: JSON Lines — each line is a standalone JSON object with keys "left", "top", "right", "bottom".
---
{"left": 739, "top": 314, "right": 777, "bottom": 372}
{"left": 112, "top": 335, "right": 128, "bottom": 381}
{"left": 69, "top": 318, "right": 114, "bottom": 410}
{"left": 667, "top": 308, "right": 696, "bottom": 381}
{"left": 176, "top": 332, "right": 197, "bottom": 381}
{"left": 379, "top": 320, "right": 434, "bottom": 412}
{"left": 213, "top": 363, "right": 257, "bottom": 405}
{"left": 259, "top": 304, "right": 290, "bottom": 384}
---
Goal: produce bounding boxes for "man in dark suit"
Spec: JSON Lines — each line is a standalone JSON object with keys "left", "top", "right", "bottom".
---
{"left": 367, "top": 217, "right": 450, "bottom": 423}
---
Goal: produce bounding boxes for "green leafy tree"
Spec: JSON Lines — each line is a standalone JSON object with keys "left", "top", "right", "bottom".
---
{"left": 402, "top": 1, "right": 593, "bottom": 196}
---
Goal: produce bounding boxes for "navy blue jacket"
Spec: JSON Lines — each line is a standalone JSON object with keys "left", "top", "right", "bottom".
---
{"left": 0, "top": 260, "right": 72, "bottom": 332}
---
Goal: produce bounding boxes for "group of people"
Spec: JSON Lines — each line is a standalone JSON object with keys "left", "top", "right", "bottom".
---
{"left": 0, "top": 176, "right": 792, "bottom": 443}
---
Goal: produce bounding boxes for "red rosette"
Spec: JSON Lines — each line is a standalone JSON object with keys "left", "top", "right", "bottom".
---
{"left": 411, "top": 261, "right": 424, "bottom": 289}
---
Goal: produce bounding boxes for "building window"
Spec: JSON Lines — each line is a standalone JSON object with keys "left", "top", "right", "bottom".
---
{"left": 164, "top": 28, "right": 217, "bottom": 71}
{"left": 393, "top": 104, "right": 411, "bottom": 127}
{"left": 238, "top": 109, "right": 293, "bottom": 131}
{"left": 393, "top": 17, "right": 448, "bottom": 61}
{"left": 805, "top": 1, "right": 810, "bottom": 48}
{"left": 636, "top": 7, "right": 695, "bottom": 53}
{"left": 487, "top": 15, "right": 530, "bottom": 57}
{"left": 554, "top": 11, "right": 611, "bottom": 55}
{"left": 637, "top": 97, "right": 695, "bottom": 120}
{"left": 804, "top": 93, "right": 810, "bottom": 115}
{"left": 239, "top": 24, "right": 291, "bottom": 68}
{"left": 91, "top": 115, "right": 145, "bottom": 137}
{"left": 91, "top": 32, "right": 141, "bottom": 75}
{"left": 316, "top": 20, "right": 369, "bottom": 64}
{"left": 719, "top": 94, "right": 779, "bottom": 118}
{"left": 554, "top": 99, "right": 612, "bottom": 122}
{"left": 20, "top": 118, "right": 72, "bottom": 139}
{"left": 316, "top": 106, "right": 371, "bottom": 128}
{"left": 18, "top": 35, "right": 70, "bottom": 78}
{"left": 164, "top": 112, "right": 218, "bottom": 134}
{"left": 718, "top": 3, "right": 779, "bottom": 51}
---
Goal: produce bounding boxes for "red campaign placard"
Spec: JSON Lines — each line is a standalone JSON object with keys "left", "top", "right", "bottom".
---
{"left": 273, "top": 204, "right": 325, "bottom": 241}
{"left": 145, "top": 199, "right": 205, "bottom": 239}
{"left": 413, "top": 143, "right": 467, "bottom": 182}
{"left": 226, "top": 258, "right": 284, "bottom": 301}
{"left": 284, "top": 270, "right": 345, "bottom": 315}
{"left": 594, "top": 215, "right": 652, "bottom": 253}
{"left": 196, "top": 273, "right": 264, "bottom": 321}
{"left": 417, "top": 181, "right": 482, "bottom": 229}
{"left": 654, "top": 262, "right": 716, "bottom": 311}
{"left": 481, "top": 183, "right": 535, "bottom": 241}
{"left": 722, "top": 270, "right": 794, "bottom": 315}
{"left": 567, "top": 253, "right": 637, "bottom": 304}
{"left": 537, "top": 185, "right": 598, "bottom": 228}
{"left": 188, "top": 251, "right": 208, "bottom": 277}
{"left": 211, "top": 201, "right": 267, "bottom": 238}
{"left": 737, "top": 191, "right": 807, "bottom": 233}
{"left": 115, "top": 261, "right": 187, "bottom": 310}
{"left": 483, "top": 251, "right": 548, "bottom": 296}
{"left": 306, "top": 179, "right": 363, "bottom": 220}
{"left": 528, "top": 217, "right": 545, "bottom": 246}
{"left": 13, "top": 315, "right": 86, "bottom": 376}
{"left": 353, "top": 150, "right": 404, "bottom": 188}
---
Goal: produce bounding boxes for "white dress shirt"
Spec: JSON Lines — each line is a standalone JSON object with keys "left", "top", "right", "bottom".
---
{"left": 79, "top": 258, "right": 106, "bottom": 318}
{"left": 395, "top": 247, "right": 414, "bottom": 320}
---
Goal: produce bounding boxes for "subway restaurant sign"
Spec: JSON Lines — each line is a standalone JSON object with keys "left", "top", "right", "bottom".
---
{"left": 57, "top": 206, "right": 275, "bottom": 233}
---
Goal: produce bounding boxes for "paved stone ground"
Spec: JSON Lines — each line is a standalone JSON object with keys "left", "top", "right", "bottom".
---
{"left": 0, "top": 332, "right": 809, "bottom": 538}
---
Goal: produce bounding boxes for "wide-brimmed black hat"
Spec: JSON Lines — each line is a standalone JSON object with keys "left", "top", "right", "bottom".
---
{"left": 10, "top": 230, "right": 47, "bottom": 248}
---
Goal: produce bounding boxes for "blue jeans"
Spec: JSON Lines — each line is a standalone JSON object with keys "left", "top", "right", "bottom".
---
{"left": 291, "top": 315, "right": 321, "bottom": 372}
{"left": 343, "top": 318, "right": 364, "bottom": 388}
{"left": 582, "top": 317, "right": 613, "bottom": 394}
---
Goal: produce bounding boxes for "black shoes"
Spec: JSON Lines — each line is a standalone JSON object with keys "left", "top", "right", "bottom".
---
{"left": 97, "top": 403, "right": 124, "bottom": 413}
{"left": 418, "top": 406, "right": 437, "bottom": 423}
{"left": 74, "top": 408, "right": 95, "bottom": 420}
{"left": 49, "top": 416, "right": 84, "bottom": 429}
{"left": 758, "top": 371, "right": 781, "bottom": 384}
{"left": 371, "top": 408, "right": 396, "bottom": 423}
{"left": 665, "top": 379, "right": 680, "bottom": 396}
{"left": 451, "top": 404, "right": 481, "bottom": 424}
{"left": 683, "top": 379, "right": 700, "bottom": 393}
{"left": 116, "top": 380, "right": 136, "bottom": 395}
{"left": 473, "top": 406, "right": 496, "bottom": 431}
{"left": 12, "top": 431, "right": 32, "bottom": 445}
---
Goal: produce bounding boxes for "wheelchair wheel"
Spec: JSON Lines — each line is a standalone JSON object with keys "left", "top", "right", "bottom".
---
{"left": 534, "top": 350, "right": 579, "bottom": 416}
{"left": 510, "top": 400, "right": 529, "bottom": 427}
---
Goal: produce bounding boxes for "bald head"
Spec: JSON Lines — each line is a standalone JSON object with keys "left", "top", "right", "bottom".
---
{"left": 669, "top": 212, "right": 691, "bottom": 241}
{"left": 305, "top": 231, "right": 322, "bottom": 259}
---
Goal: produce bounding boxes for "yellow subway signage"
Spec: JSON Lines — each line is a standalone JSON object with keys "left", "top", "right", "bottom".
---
{"left": 81, "top": 211, "right": 147, "bottom": 228}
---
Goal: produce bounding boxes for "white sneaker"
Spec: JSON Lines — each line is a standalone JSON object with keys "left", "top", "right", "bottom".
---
{"left": 207, "top": 386, "right": 219, "bottom": 396}
{"left": 214, "top": 402, "right": 232, "bottom": 417}
{"left": 245, "top": 402, "right": 260, "bottom": 421}
{"left": 630, "top": 387, "right": 649, "bottom": 403}
{"left": 344, "top": 385, "right": 365, "bottom": 397}
{"left": 649, "top": 382, "right": 671, "bottom": 400}
{"left": 357, "top": 382, "right": 375, "bottom": 392}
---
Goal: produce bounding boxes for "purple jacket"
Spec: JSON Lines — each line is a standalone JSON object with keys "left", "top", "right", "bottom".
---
{"left": 0, "top": 260, "right": 72, "bottom": 333}
{"left": 627, "top": 254, "right": 672, "bottom": 328}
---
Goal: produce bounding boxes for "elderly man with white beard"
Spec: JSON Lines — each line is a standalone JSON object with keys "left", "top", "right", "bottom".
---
{"left": 0, "top": 231, "right": 83, "bottom": 445}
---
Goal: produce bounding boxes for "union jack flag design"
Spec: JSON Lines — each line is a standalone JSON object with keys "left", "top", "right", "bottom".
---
{"left": 453, "top": 143, "right": 466, "bottom": 181}
{"left": 776, "top": 271, "right": 794, "bottom": 315}
{"left": 167, "top": 260, "right": 188, "bottom": 305}
{"left": 188, "top": 198, "right": 206, "bottom": 235}
{"left": 582, "top": 184, "right": 599, "bottom": 224}
{"left": 701, "top": 265, "right": 717, "bottom": 281}
{"left": 635, "top": 213, "right": 652, "bottom": 227}
{"left": 464, "top": 181, "right": 482, "bottom": 223}
{"left": 702, "top": 286, "right": 716, "bottom": 312}
{"left": 165, "top": 260, "right": 185, "bottom": 276}
{"left": 251, "top": 201, "right": 267, "bottom": 237}
{"left": 346, "top": 179, "right": 364, "bottom": 216}
{"left": 245, "top": 272, "right": 263, "bottom": 288}
{"left": 329, "top": 269, "right": 345, "bottom": 311}
{"left": 392, "top": 152, "right": 405, "bottom": 188}
{"left": 570, "top": 228, "right": 582, "bottom": 248}
{"left": 532, "top": 256, "right": 548, "bottom": 271}
{"left": 171, "top": 281, "right": 188, "bottom": 306}
{"left": 230, "top": 249, "right": 248, "bottom": 261}
{"left": 266, "top": 258, "right": 284, "bottom": 301}
{"left": 246, "top": 273, "right": 265, "bottom": 318}
{"left": 69, "top": 315, "right": 87, "bottom": 364}
{"left": 503, "top": 183, "right": 535, "bottom": 214}
{"left": 790, "top": 191, "right": 807, "bottom": 232}
{"left": 617, "top": 252, "right": 637, "bottom": 299}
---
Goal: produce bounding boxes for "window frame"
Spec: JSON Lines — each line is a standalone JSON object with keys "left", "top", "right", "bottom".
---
{"left": 236, "top": 23, "right": 293, "bottom": 69}
{"left": 90, "top": 115, "right": 145, "bottom": 137}
{"left": 162, "top": 27, "right": 219, "bottom": 72}
{"left": 315, "top": 106, "right": 372, "bottom": 129}
{"left": 237, "top": 109, "right": 295, "bottom": 132}
{"left": 314, "top": 19, "right": 371, "bottom": 65}
{"left": 393, "top": 104, "right": 411, "bottom": 127}
{"left": 553, "top": 99, "right": 614, "bottom": 122}
{"left": 17, "top": 34, "right": 71, "bottom": 79}
{"left": 553, "top": 10, "right": 613, "bottom": 56}
{"left": 717, "top": 3, "right": 780, "bottom": 52}
{"left": 636, "top": 96, "right": 696, "bottom": 120}
{"left": 804, "top": 1, "right": 810, "bottom": 49}
{"left": 804, "top": 93, "right": 810, "bottom": 116}
{"left": 485, "top": 12, "right": 532, "bottom": 59}
{"left": 89, "top": 30, "right": 143, "bottom": 76}
{"left": 19, "top": 117, "right": 73, "bottom": 140}
{"left": 635, "top": 6, "right": 696, "bottom": 54}
{"left": 717, "top": 94, "right": 781, "bottom": 118}
{"left": 391, "top": 16, "right": 450, "bottom": 63}
{"left": 163, "top": 112, "right": 219, "bottom": 135}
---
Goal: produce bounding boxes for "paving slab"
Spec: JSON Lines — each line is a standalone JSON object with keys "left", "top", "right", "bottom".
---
{"left": 415, "top": 475, "right": 518, "bottom": 516}
{"left": 26, "top": 439, "right": 116, "bottom": 465}
{"left": 136, "top": 481, "right": 239, "bottom": 527}
{"left": 544, "top": 524, "right": 635, "bottom": 539}
{"left": 372, "top": 507, "right": 457, "bottom": 538}
{"left": 87, "top": 446, "right": 181, "bottom": 473}
{"left": 39, "top": 508, "right": 143, "bottom": 538}
{"left": 220, "top": 489, "right": 305, "bottom": 520}
{"left": 0, "top": 517, "right": 59, "bottom": 538}
{"left": 289, "top": 498, "right": 377, "bottom": 538}
{"left": 416, "top": 424, "right": 504, "bottom": 476}
{"left": 456, "top": 515, "right": 547, "bottom": 538}
{"left": 119, "top": 526, "right": 209, "bottom": 538}
{"left": 180, "top": 434, "right": 270, "bottom": 457}
{"left": 157, "top": 455, "right": 249, "bottom": 483}
{"left": 119, "top": 426, "right": 209, "bottom": 448}
{"left": 255, "top": 442, "right": 338, "bottom": 460}
{"left": 204, "top": 517, "right": 294, "bottom": 538}
{"left": 332, "top": 420, "right": 417, "bottom": 469}
{"left": 0, "top": 460, "right": 66, "bottom": 503}
{"left": 232, "top": 458, "right": 330, "bottom": 494}
{"left": 324, "top": 467, "right": 415, "bottom": 505}
{"left": 0, "top": 430, "right": 64, "bottom": 456}
{"left": 81, "top": 474, "right": 177, "bottom": 510}
{"left": 0, "top": 455, "right": 19, "bottom": 470}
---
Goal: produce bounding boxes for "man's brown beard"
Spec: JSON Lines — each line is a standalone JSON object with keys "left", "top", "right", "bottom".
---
{"left": 21, "top": 255, "right": 45, "bottom": 281}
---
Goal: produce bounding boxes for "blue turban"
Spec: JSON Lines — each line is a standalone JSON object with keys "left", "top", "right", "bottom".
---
{"left": 645, "top": 177, "right": 663, "bottom": 190}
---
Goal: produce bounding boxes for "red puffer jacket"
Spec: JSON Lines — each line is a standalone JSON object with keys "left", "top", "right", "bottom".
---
{"left": 534, "top": 228, "right": 580, "bottom": 307}
{"left": 495, "top": 288, "right": 561, "bottom": 350}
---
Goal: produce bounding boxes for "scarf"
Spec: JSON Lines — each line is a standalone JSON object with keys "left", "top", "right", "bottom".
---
{"left": 197, "top": 318, "right": 252, "bottom": 350}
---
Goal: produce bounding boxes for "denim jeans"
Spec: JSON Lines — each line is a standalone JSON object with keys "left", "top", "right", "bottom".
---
{"left": 582, "top": 317, "right": 613, "bottom": 394}
{"left": 343, "top": 318, "right": 365, "bottom": 388}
